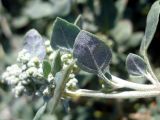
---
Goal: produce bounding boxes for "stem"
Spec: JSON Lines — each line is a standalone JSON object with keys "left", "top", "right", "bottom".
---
{"left": 111, "top": 75, "right": 157, "bottom": 91}
{"left": 144, "top": 72, "right": 157, "bottom": 84}
{"left": 74, "top": 15, "right": 82, "bottom": 25}
{"left": 98, "top": 72, "right": 121, "bottom": 88}
{"left": 65, "top": 89, "right": 160, "bottom": 99}
{"left": 144, "top": 52, "right": 159, "bottom": 83}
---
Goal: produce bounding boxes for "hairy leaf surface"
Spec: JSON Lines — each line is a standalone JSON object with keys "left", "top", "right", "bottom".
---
{"left": 73, "top": 30, "right": 112, "bottom": 74}
{"left": 24, "top": 29, "right": 46, "bottom": 61}
{"left": 140, "top": 1, "right": 160, "bottom": 55}
{"left": 126, "top": 53, "right": 147, "bottom": 76}
{"left": 51, "top": 17, "right": 80, "bottom": 51}
{"left": 50, "top": 61, "right": 75, "bottom": 113}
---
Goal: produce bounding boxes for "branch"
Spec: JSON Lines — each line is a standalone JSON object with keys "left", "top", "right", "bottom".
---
{"left": 65, "top": 89, "right": 160, "bottom": 99}
{"left": 110, "top": 75, "right": 157, "bottom": 91}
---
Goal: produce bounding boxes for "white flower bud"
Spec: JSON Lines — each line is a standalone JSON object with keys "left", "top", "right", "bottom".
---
{"left": 2, "top": 72, "right": 9, "bottom": 80}
{"left": 71, "top": 82, "right": 77, "bottom": 88}
{"left": 43, "top": 87, "right": 50, "bottom": 96}
{"left": 9, "top": 65, "right": 21, "bottom": 76}
{"left": 70, "top": 78, "right": 78, "bottom": 83}
{"left": 66, "top": 82, "right": 70, "bottom": 87}
{"left": 32, "top": 72, "right": 38, "bottom": 77}
{"left": 17, "top": 49, "right": 31, "bottom": 63}
{"left": 19, "top": 72, "right": 28, "bottom": 80}
{"left": 13, "top": 85, "right": 25, "bottom": 97}
{"left": 27, "top": 57, "right": 40, "bottom": 67}
{"left": 21, "top": 65, "right": 27, "bottom": 71}
{"left": 69, "top": 73, "right": 75, "bottom": 79}
{"left": 49, "top": 53, "right": 55, "bottom": 61}
{"left": 66, "top": 59, "right": 73, "bottom": 65}
{"left": 61, "top": 54, "right": 68, "bottom": 62}
{"left": 6, "top": 76, "right": 19, "bottom": 85}
{"left": 62, "top": 64, "right": 68, "bottom": 69}
{"left": 45, "top": 40, "right": 50, "bottom": 46}
{"left": 21, "top": 79, "right": 30, "bottom": 85}
{"left": 46, "top": 46, "right": 53, "bottom": 54}
{"left": 66, "top": 77, "right": 78, "bottom": 90}
{"left": 26, "top": 67, "right": 38, "bottom": 77}
{"left": 47, "top": 73, "right": 54, "bottom": 82}
{"left": 38, "top": 68, "right": 43, "bottom": 74}
{"left": 32, "top": 57, "right": 40, "bottom": 65}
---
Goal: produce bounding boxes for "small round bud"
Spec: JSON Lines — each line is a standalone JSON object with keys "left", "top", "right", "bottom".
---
{"left": 46, "top": 46, "right": 53, "bottom": 54}
{"left": 26, "top": 67, "right": 38, "bottom": 77}
{"left": 19, "top": 72, "right": 28, "bottom": 80}
{"left": 45, "top": 40, "right": 50, "bottom": 46}
{"left": 21, "top": 65, "right": 27, "bottom": 71}
{"left": 13, "top": 85, "right": 25, "bottom": 97}
{"left": 69, "top": 73, "right": 75, "bottom": 79}
{"left": 62, "top": 64, "right": 68, "bottom": 69}
{"left": 32, "top": 57, "right": 40, "bottom": 66}
{"left": 49, "top": 53, "right": 55, "bottom": 61}
{"left": 43, "top": 87, "right": 51, "bottom": 96}
{"left": 47, "top": 73, "right": 54, "bottom": 82}
{"left": 38, "top": 68, "right": 43, "bottom": 74}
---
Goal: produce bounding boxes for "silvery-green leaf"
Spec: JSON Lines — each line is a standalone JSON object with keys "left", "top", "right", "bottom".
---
{"left": 110, "top": 20, "right": 132, "bottom": 44}
{"left": 50, "top": 61, "right": 75, "bottom": 113}
{"left": 51, "top": 17, "right": 80, "bottom": 51}
{"left": 43, "top": 60, "right": 51, "bottom": 78}
{"left": 115, "top": 0, "right": 127, "bottom": 21}
{"left": 51, "top": 50, "right": 62, "bottom": 76}
{"left": 50, "top": 0, "right": 71, "bottom": 16}
{"left": 24, "top": 29, "right": 46, "bottom": 61}
{"left": 33, "top": 102, "right": 47, "bottom": 120}
{"left": 140, "top": 1, "right": 160, "bottom": 55}
{"left": 127, "top": 32, "right": 144, "bottom": 48}
{"left": 73, "top": 30, "right": 112, "bottom": 74}
{"left": 24, "top": 1, "right": 53, "bottom": 19}
{"left": 24, "top": 0, "right": 71, "bottom": 19}
{"left": 126, "top": 53, "right": 147, "bottom": 76}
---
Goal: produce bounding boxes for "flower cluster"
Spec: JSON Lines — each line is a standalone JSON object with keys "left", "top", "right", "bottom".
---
{"left": 1, "top": 40, "right": 79, "bottom": 97}
{"left": 2, "top": 48, "right": 54, "bottom": 97}
{"left": 61, "top": 53, "right": 79, "bottom": 90}
{"left": 45, "top": 40, "right": 54, "bottom": 61}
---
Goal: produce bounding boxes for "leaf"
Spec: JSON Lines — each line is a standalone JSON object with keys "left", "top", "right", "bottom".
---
{"left": 126, "top": 53, "right": 147, "bottom": 76}
{"left": 50, "top": 61, "right": 75, "bottom": 113}
{"left": 73, "top": 30, "right": 112, "bottom": 74}
{"left": 115, "top": 0, "right": 127, "bottom": 21}
{"left": 24, "top": 29, "right": 46, "bottom": 61}
{"left": 74, "top": 15, "right": 83, "bottom": 29}
{"left": 43, "top": 60, "right": 51, "bottom": 78}
{"left": 50, "top": 0, "right": 71, "bottom": 16}
{"left": 24, "top": 0, "right": 71, "bottom": 19}
{"left": 95, "top": 0, "right": 117, "bottom": 32}
{"left": 24, "top": 1, "right": 53, "bottom": 19}
{"left": 51, "top": 50, "right": 62, "bottom": 76}
{"left": 110, "top": 20, "right": 132, "bottom": 44}
{"left": 126, "top": 32, "right": 144, "bottom": 48}
{"left": 140, "top": 1, "right": 160, "bottom": 55}
{"left": 51, "top": 17, "right": 80, "bottom": 51}
{"left": 33, "top": 102, "right": 47, "bottom": 120}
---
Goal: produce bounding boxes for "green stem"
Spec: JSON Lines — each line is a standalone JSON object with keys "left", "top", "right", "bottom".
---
{"left": 65, "top": 89, "right": 160, "bottom": 99}
{"left": 111, "top": 75, "right": 157, "bottom": 91}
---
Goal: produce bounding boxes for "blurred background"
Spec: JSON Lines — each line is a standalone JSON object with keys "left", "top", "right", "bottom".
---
{"left": 1, "top": 0, "right": 160, "bottom": 120}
